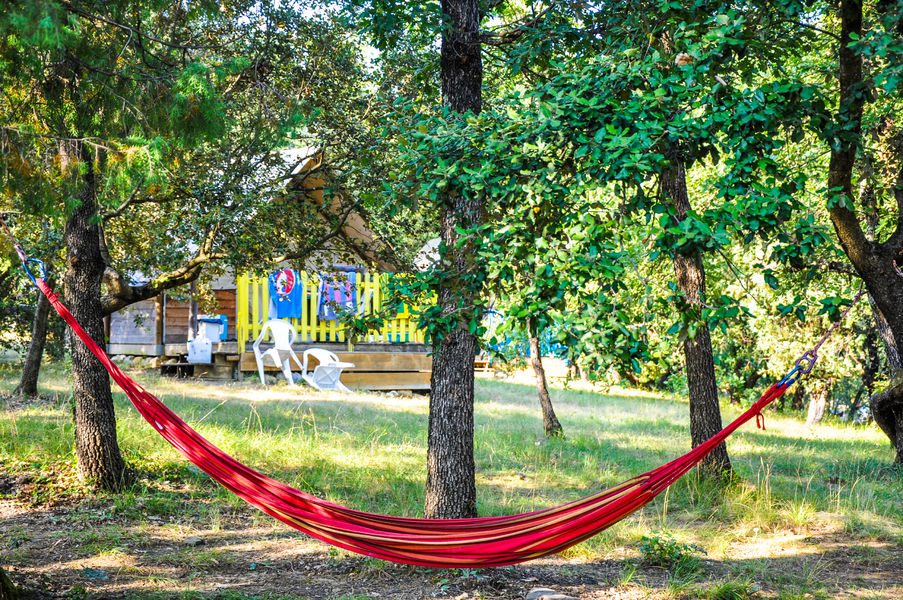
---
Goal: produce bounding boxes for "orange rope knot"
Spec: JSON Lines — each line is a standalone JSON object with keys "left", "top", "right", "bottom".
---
{"left": 755, "top": 411, "right": 766, "bottom": 430}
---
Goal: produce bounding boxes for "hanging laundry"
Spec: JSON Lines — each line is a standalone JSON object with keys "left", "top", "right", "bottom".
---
{"left": 268, "top": 268, "right": 303, "bottom": 319}
{"left": 317, "top": 271, "right": 357, "bottom": 321}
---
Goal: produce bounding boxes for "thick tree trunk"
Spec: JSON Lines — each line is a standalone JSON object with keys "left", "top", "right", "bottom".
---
{"left": 871, "top": 377, "right": 903, "bottom": 463}
{"left": 824, "top": 1, "right": 903, "bottom": 462}
{"left": 0, "top": 566, "right": 17, "bottom": 600}
{"left": 528, "top": 321, "right": 563, "bottom": 437}
{"left": 13, "top": 281, "right": 52, "bottom": 398}
{"left": 424, "top": 0, "right": 483, "bottom": 519}
{"left": 662, "top": 148, "right": 732, "bottom": 475}
{"left": 867, "top": 301, "right": 903, "bottom": 460}
{"left": 64, "top": 147, "right": 129, "bottom": 491}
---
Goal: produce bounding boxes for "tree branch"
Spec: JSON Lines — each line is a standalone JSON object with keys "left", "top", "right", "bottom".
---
{"left": 826, "top": 0, "right": 872, "bottom": 271}
{"left": 100, "top": 227, "right": 223, "bottom": 315}
{"left": 61, "top": 1, "right": 211, "bottom": 51}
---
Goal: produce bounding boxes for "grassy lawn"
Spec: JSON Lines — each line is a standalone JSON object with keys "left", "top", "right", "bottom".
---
{"left": 1, "top": 363, "right": 902, "bottom": 599}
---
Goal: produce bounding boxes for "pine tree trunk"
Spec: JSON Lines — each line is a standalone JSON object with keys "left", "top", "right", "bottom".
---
{"left": 0, "top": 566, "right": 17, "bottom": 600}
{"left": 662, "top": 147, "right": 732, "bottom": 475}
{"left": 64, "top": 146, "right": 129, "bottom": 491}
{"left": 528, "top": 321, "right": 563, "bottom": 437}
{"left": 424, "top": 0, "right": 483, "bottom": 519}
{"left": 13, "top": 281, "right": 52, "bottom": 398}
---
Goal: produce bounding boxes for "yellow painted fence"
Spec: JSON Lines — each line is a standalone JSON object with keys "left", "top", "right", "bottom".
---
{"left": 236, "top": 272, "right": 426, "bottom": 352}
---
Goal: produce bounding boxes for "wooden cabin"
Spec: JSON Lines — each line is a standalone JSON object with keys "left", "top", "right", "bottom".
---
{"left": 107, "top": 149, "right": 431, "bottom": 390}
{"left": 108, "top": 269, "right": 431, "bottom": 390}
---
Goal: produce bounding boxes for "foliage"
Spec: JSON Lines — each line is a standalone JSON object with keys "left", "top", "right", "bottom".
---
{"left": 1, "top": 0, "right": 898, "bottom": 421}
{"left": 638, "top": 532, "right": 705, "bottom": 575}
{"left": 374, "top": 2, "right": 828, "bottom": 374}
{"left": 0, "top": 0, "right": 387, "bottom": 314}
{"left": 354, "top": 1, "right": 896, "bottom": 417}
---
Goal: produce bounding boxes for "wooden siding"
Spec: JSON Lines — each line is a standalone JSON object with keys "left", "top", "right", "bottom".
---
{"left": 109, "top": 299, "right": 157, "bottom": 345}
{"left": 211, "top": 289, "right": 237, "bottom": 339}
{"left": 162, "top": 289, "right": 237, "bottom": 344}
{"left": 163, "top": 298, "right": 191, "bottom": 344}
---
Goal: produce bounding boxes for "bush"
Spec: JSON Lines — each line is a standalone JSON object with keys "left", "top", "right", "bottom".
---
{"left": 638, "top": 533, "right": 705, "bottom": 577}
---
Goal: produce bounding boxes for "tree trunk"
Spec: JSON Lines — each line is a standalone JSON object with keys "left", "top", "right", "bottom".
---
{"left": 871, "top": 377, "right": 903, "bottom": 463}
{"left": 662, "top": 147, "right": 732, "bottom": 475}
{"left": 528, "top": 321, "right": 563, "bottom": 437}
{"left": 823, "top": 0, "right": 903, "bottom": 462}
{"left": 64, "top": 146, "right": 130, "bottom": 491}
{"left": 424, "top": 0, "right": 483, "bottom": 519}
{"left": 869, "top": 297, "right": 902, "bottom": 371}
{"left": 0, "top": 566, "right": 17, "bottom": 600}
{"left": 806, "top": 387, "right": 828, "bottom": 426}
{"left": 867, "top": 300, "right": 903, "bottom": 460}
{"left": 13, "top": 280, "right": 52, "bottom": 398}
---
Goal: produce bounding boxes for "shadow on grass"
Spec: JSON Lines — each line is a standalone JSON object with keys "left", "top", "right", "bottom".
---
{"left": 2, "top": 500, "right": 902, "bottom": 600}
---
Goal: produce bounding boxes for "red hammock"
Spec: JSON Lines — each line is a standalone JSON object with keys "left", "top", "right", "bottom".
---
{"left": 36, "top": 277, "right": 796, "bottom": 568}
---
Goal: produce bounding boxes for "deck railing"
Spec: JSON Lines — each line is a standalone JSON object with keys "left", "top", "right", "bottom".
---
{"left": 236, "top": 272, "right": 426, "bottom": 352}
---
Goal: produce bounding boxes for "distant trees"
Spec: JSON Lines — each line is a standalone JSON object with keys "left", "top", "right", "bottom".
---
{"left": 13, "top": 277, "right": 52, "bottom": 398}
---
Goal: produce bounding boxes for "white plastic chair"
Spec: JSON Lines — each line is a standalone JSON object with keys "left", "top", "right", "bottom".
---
{"left": 302, "top": 348, "right": 355, "bottom": 392}
{"left": 253, "top": 320, "right": 304, "bottom": 386}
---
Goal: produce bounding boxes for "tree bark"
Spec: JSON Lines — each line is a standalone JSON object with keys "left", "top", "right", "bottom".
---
{"left": 822, "top": 0, "right": 903, "bottom": 461}
{"left": 13, "top": 282, "right": 52, "bottom": 398}
{"left": 871, "top": 377, "right": 903, "bottom": 463}
{"left": 528, "top": 321, "right": 563, "bottom": 437}
{"left": 0, "top": 566, "right": 16, "bottom": 600}
{"left": 424, "top": 0, "right": 483, "bottom": 519}
{"left": 662, "top": 147, "right": 732, "bottom": 475}
{"left": 806, "top": 386, "right": 828, "bottom": 426}
{"left": 64, "top": 145, "right": 130, "bottom": 491}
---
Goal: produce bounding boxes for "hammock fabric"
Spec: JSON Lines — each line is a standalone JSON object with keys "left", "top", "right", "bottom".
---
{"left": 36, "top": 277, "right": 793, "bottom": 568}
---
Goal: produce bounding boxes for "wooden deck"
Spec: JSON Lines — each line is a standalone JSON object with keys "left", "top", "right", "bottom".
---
{"left": 239, "top": 350, "right": 432, "bottom": 391}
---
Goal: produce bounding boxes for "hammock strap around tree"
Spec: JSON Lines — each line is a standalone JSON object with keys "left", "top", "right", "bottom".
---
{"left": 0, "top": 221, "right": 863, "bottom": 568}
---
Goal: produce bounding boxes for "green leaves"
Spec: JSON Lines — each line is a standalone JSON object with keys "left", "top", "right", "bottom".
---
{"left": 368, "top": 0, "right": 887, "bottom": 386}
{"left": 818, "top": 295, "right": 854, "bottom": 322}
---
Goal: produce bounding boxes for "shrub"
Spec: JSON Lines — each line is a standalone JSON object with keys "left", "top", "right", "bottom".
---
{"left": 638, "top": 533, "right": 705, "bottom": 577}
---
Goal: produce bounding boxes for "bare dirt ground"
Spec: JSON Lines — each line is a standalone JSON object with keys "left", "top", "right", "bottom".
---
{"left": 2, "top": 496, "right": 903, "bottom": 600}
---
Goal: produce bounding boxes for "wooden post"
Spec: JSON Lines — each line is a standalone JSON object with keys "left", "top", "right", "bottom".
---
{"left": 188, "top": 281, "right": 199, "bottom": 340}
{"left": 154, "top": 296, "right": 163, "bottom": 350}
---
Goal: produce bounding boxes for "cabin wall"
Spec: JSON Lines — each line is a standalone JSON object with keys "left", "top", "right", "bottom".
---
{"left": 108, "top": 298, "right": 162, "bottom": 356}
{"left": 163, "top": 289, "right": 238, "bottom": 344}
{"left": 163, "top": 298, "right": 191, "bottom": 344}
{"left": 215, "top": 289, "right": 237, "bottom": 339}
{"left": 110, "top": 299, "right": 156, "bottom": 344}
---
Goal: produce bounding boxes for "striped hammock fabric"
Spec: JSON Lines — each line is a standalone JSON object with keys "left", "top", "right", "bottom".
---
{"left": 37, "top": 278, "right": 790, "bottom": 568}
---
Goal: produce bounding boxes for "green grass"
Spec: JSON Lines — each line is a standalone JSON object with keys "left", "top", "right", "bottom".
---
{"left": 1, "top": 363, "right": 902, "bottom": 596}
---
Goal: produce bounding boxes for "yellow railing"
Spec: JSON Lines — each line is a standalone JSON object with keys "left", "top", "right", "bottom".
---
{"left": 236, "top": 271, "right": 426, "bottom": 352}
